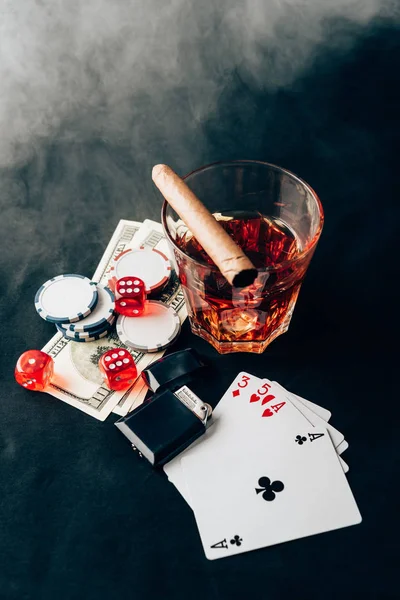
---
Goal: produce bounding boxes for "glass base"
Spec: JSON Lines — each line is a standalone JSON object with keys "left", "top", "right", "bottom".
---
{"left": 189, "top": 320, "right": 290, "bottom": 354}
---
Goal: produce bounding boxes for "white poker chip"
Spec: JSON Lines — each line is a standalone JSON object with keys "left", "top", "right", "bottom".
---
{"left": 34, "top": 274, "right": 98, "bottom": 324}
{"left": 116, "top": 300, "right": 181, "bottom": 352}
{"left": 110, "top": 247, "right": 172, "bottom": 294}
{"left": 66, "top": 284, "right": 115, "bottom": 332}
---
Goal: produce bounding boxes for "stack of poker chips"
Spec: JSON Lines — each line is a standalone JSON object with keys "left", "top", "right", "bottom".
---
{"left": 34, "top": 247, "right": 181, "bottom": 351}
{"left": 34, "top": 275, "right": 116, "bottom": 343}
{"left": 110, "top": 247, "right": 180, "bottom": 352}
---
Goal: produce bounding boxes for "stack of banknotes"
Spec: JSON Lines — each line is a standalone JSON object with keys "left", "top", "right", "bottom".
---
{"left": 42, "top": 219, "right": 187, "bottom": 420}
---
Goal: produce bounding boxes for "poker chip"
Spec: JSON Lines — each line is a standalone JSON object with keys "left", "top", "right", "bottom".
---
{"left": 116, "top": 300, "right": 181, "bottom": 352}
{"left": 110, "top": 247, "right": 171, "bottom": 294}
{"left": 66, "top": 284, "right": 115, "bottom": 332}
{"left": 56, "top": 324, "right": 111, "bottom": 342}
{"left": 58, "top": 316, "right": 115, "bottom": 339}
{"left": 35, "top": 274, "right": 98, "bottom": 323}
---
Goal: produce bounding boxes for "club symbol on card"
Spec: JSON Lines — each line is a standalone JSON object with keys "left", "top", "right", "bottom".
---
{"left": 210, "top": 536, "right": 243, "bottom": 550}
{"left": 255, "top": 476, "right": 284, "bottom": 501}
{"left": 230, "top": 535, "right": 243, "bottom": 547}
{"left": 295, "top": 435, "right": 307, "bottom": 445}
{"left": 295, "top": 433, "right": 325, "bottom": 445}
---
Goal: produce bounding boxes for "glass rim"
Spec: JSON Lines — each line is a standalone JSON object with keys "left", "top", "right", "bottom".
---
{"left": 161, "top": 159, "right": 324, "bottom": 274}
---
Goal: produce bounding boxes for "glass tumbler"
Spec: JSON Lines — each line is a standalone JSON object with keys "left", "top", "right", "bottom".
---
{"left": 161, "top": 160, "right": 324, "bottom": 354}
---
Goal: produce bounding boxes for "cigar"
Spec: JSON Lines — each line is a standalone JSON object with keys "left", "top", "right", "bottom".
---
{"left": 152, "top": 164, "right": 257, "bottom": 288}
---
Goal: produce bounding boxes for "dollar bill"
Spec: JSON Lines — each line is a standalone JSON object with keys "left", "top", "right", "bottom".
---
{"left": 112, "top": 219, "right": 187, "bottom": 416}
{"left": 42, "top": 219, "right": 187, "bottom": 420}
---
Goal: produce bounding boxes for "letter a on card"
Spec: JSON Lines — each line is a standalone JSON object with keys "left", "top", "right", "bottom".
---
{"left": 308, "top": 433, "right": 325, "bottom": 442}
{"left": 271, "top": 402, "right": 286, "bottom": 414}
{"left": 211, "top": 539, "right": 228, "bottom": 549}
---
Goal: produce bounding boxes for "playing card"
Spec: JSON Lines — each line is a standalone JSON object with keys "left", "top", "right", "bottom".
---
{"left": 230, "top": 375, "right": 331, "bottom": 421}
{"left": 336, "top": 440, "right": 349, "bottom": 454}
{"left": 222, "top": 374, "right": 347, "bottom": 468}
{"left": 248, "top": 378, "right": 348, "bottom": 472}
{"left": 164, "top": 372, "right": 310, "bottom": 501}
{"left": 164, "top": 372, "right": 348, "bottom": 503}
{"left": 214, "top": 373, "right": 311, "bottom": 427}
{"left": 181, "top": 426, "right": 361, "bottom": 560}
{"left": 279, "top": 388, "right": 331, "bottom": 422}
{"left": 163, "top": 427, "right": 214, "bottom": 506}
{"left": 272, "top": 381, "right": 346, "bottom": 452}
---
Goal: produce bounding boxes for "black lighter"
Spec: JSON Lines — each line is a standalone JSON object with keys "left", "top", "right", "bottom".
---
{"left": 115, "top": 349, "right": 212, "bottom": 467}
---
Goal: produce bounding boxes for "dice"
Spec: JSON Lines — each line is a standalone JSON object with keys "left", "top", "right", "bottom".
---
{"left": 98, "top": 348, "right": 137, "bottom": 391}
{"left": 115, "top": 298, "right": 146, "bottom": 317}
{"left": 115, "top": 276, "right": 146, "bottom": 316}
{"left": 15, "top": 350, "right": 54, "bottom": 391}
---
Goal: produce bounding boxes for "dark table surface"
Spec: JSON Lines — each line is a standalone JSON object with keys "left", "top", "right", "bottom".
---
{"left": 0, "top": 10, "right": 399, "bottom": 600}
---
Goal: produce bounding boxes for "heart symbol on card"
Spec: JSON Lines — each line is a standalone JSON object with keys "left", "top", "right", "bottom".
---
{"left": 250, "top": 393, "right": 260, "bottom": 403}
{"left": 262, "top": 408, "right": 274, "bottom": 417}
{"left": 261, "top": 394, "right": 275, "bottom": 405}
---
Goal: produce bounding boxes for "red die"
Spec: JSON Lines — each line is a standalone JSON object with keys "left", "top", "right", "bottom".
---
{"left": 99, "top": 348, "right": 137, "bottom": 391}
{"left": 15, "top": 350, "right": 54, "bottom": 391}
{"left": 115, "top": 298, "right": 146, "bottom": 317}
{"left": 115, "top": 276, "right": 146, "bottom": 316}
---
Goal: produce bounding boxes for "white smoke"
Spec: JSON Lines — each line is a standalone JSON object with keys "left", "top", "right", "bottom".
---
{"left": 0, "top": 0, "right": 397, "bottom": 167}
